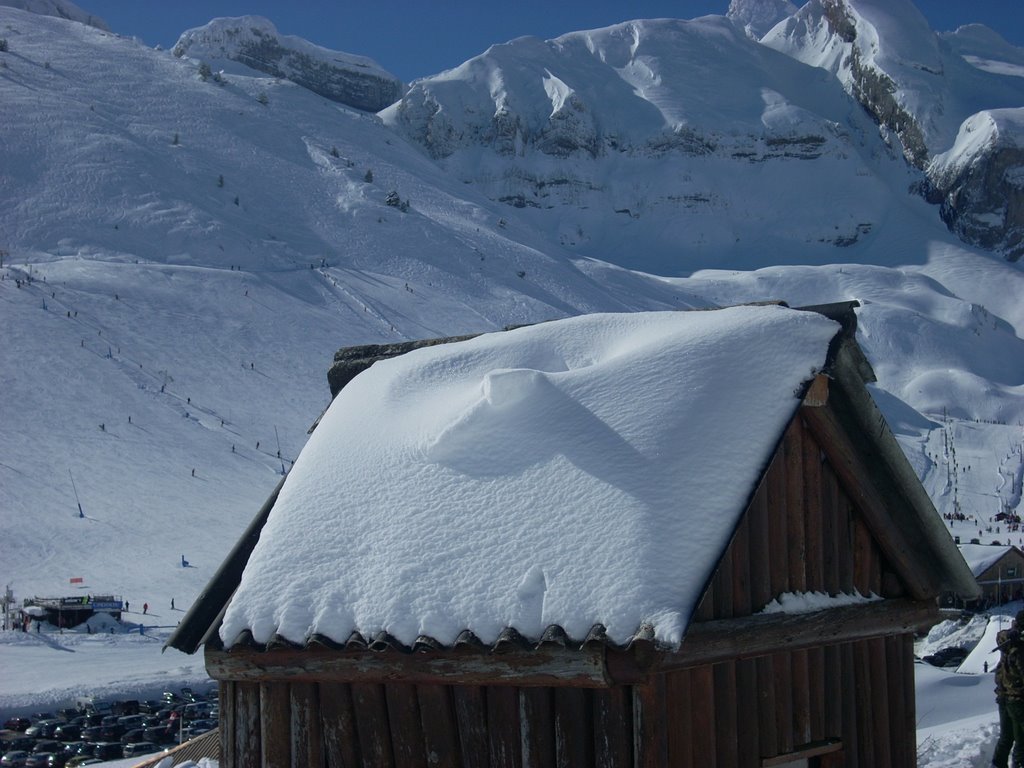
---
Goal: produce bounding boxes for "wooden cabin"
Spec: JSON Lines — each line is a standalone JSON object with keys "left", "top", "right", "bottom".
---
{"left": 169, "top": 302, "right": 977, "bottom": 768}
{"left": 949, "top": 543, "right": 1024, "bottom": 609}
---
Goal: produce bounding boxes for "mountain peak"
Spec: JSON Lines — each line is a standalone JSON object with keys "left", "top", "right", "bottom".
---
{"left": 726, "top": 0, "right": 799, "bottom": 39}
{"left": 0, "top": 0, "right": 108, "bottom": 30}
{"left": 172, "top": 15, "right": 403, "bottom": 112}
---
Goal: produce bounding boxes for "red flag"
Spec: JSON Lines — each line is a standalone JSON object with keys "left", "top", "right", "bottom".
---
{"left": 69, "top": 577, "right": 83, "bottom": 584}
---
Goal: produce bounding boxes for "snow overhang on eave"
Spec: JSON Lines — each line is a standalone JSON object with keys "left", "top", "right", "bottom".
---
{"left": 200, "top": 596, "right": 938, "bottom": 688}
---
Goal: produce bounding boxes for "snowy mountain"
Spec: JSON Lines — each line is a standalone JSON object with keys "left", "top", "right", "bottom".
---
{"left": 0, "top": 2, "right": 1023, "bottom": 747}
{"left": 171, "top": 16, "right": 403, "bottom": 113}
{"left": 760, "top": 0, "right": 1024, "bottom": 259}
{"left": 727, "top": 0, "right": 799, "bottom": 40}
{"left": 0, "top": 0, "right": 106, "bottom": 30}
{"left": 383, "top": 14, "right": 929, "bottom": 275}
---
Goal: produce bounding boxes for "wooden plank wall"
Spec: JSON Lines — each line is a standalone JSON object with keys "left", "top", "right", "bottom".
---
{"left": 695, "top": 416, "right": 900, "bottom": 628}
{"left": 682, "top": 415, "right": 915, "bottom": 766}
{"left": 219, "top": 415, "right": 919, "bottom": 767}
{"left": 222, "top": 635, "right": 915, "bottom": 768}
{"left": 630, "top": 635, "right": 914, "bottom": 768}
{"left": 223, "top": 679, "right": 636, "bottom": 768}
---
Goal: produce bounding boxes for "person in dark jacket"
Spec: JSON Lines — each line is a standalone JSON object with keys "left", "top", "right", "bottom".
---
{"left": 994, "top": 627, "right": 1014, "bottom": 768}
{"left": 999, "top": 612, "right": 1024, "bottom": 768}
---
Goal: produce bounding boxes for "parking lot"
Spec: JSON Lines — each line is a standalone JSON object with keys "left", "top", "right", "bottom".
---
{"left": 1, "top": 687, "right": 217, "bottom": 767}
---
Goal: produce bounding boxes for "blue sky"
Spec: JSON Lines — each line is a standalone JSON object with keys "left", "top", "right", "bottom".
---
{"left": 80, "top": 1, "right": 1024, "bottom": 83}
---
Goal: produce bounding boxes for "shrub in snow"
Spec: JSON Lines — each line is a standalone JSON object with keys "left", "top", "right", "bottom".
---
{"left": 197, "top": 62, "right": 211, "bottom": 81}
{"left": 0, "top": 38, "right": 8, "bottom": 53}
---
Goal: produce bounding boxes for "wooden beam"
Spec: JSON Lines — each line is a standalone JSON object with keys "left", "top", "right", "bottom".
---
{"left": 802, "top": 374, "right": 830, "bottom": 408}
{"left": 761, "top": 739, "right": 842, "bottom": 767}
{"left": 800, "top": 403, "right": 937, "bottom": 599}
{"left": 208, "top": 601, "right": 934, "bottom": 695}
{"left": 637, "top": 599, "right": 936, "bottom": 676}
{"left": 206, "top": 644, "right": 611, "bottom": 688}
{"left": 259, "top": 682, "right": 289, "bottom": 768}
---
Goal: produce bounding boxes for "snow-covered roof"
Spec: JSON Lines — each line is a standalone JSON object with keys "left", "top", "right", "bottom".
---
{"left": 218, "top": 306, "right": 840, "bottom": 650}
{"left": 958, "top": 543, "right": 1018, "bottom": 577}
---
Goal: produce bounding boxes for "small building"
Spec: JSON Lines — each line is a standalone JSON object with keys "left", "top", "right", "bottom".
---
{"left": 169, "top": 302, "right": 976, "bottom": 768}
{"left": 951, "top": 543, "right": 1024, "bottom": 608}
{"left": 21, "top": 594, "right": 123, "bottom": 629}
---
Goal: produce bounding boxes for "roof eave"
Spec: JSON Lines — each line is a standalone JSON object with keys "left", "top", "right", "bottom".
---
{"left": 826, "top": 340, "right": 980, "bottom": 599}
{"left": 164, "top": 474, "right": 287, "bottom": 655}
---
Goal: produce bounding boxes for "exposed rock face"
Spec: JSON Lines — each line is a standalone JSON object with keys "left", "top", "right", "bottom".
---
{"left": 727, "top": 0, "right": 799, "bottom": 39}
{"left": 761, "top": 0, "right": 1024, "bottom": 259}
{"left": 762, "top": 0, "right": 931, "bottom": 167}
{"left": 928, "top": 111, "right": 1024, "bottom": 261}
{"left": 173, "top": 17, "right": 403, "bottom": 113}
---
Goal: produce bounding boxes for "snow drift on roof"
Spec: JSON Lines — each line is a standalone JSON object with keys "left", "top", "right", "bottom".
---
{"left": 958, "top": 543, "right": 1015, "bottom": 577}
{"left": 219, "top": 306, "right": 839, "bottom": 650}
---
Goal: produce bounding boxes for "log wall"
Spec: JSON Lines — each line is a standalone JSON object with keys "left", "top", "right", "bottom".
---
{"left": 695, "top": 414, "right": 902, "bottom": 626}
{"left": 218, "top": 634, "right": 914, "bottom": 768}
{"left": 216, "top": 413, "right": 920, "bottom": 767}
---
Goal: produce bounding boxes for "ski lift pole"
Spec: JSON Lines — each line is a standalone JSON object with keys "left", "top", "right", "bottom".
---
{"left": 69, "top": 469, "right": 84, "bottom": 518}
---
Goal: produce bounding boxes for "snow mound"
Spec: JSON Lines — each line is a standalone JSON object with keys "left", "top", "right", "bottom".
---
{"left": 219, "top": 306, "right": 838, "bottom": 649}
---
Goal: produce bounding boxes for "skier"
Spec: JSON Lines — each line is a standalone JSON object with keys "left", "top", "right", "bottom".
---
{"left": 143, "top": 602, "right": 148, "bottom": 615}
{"left": 171, "top": 598, "right": 175, "bottom": 610}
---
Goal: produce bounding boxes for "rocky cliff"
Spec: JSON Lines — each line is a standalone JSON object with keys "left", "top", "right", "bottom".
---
{"left": 173, "top": 16, "right": 403, "bottom": 113}
{"left": 928, "top": 110, "right": 1024, "bottom": 260}
{"left": 760, "top": 0, "right": 1024, "bottom": 259}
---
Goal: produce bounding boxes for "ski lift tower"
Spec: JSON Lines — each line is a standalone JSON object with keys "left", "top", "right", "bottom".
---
{"left": 2, "top": 585, "right": 13, "bottom": 631}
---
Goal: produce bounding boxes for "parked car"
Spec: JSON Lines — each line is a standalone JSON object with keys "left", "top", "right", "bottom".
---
{"left": 24, "top": 754, "right": 54, "bottom": 768}
{"left": 45, "top": 755, "right": 69, "bottom": 768}
{"left": 114, "top": 715, "right": 143, "bottom": 730}
{"left": 0, "top": 735, "right": 32, "bottom": 754}
{"left": 97, "top": 723, "right": 122, "bottom": 741}
{"left": 23, "top": 722, "right": 58, "bottom": 740}
{"left": 29, "top": 743, "right": 60, "bottom": 757}
{"left": 88, "top": 743, "right": 121, "bottom": 761}
{"left": 122, "top": 742, "right": 159, "bottom": 759}
{"left": 77, "top": 728, "right": 101, "bottom": 743}
{"left": 51, "top": 725, "right": 79, "bottom": 743}
{"left": 1, "top": 751, "right": 29, "bottom": 768}
{"left": 142, "top": 726, "right": 173, "bottom": 745}
{"left": 110, "top": 701, "right": 139, "bottom": 717}
{"left": 118, "top": 729, "right": 145, "bottom": 746}
{"left": 2, "top": 720, "right": 30, "bottom": 733}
